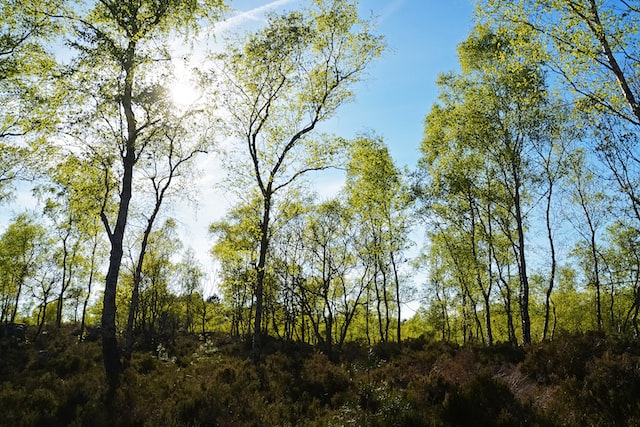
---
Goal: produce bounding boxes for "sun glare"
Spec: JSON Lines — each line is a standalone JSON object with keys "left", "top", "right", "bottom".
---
{"left": 170, "top": 80, "right": 200, "bottom": 108}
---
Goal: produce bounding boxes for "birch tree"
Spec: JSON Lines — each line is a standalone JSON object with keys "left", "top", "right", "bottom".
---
{"left": 59, "top": 0, "right": 224, "bottom": 388}
{"left": 217, "top": 0, "right": 383, "bottom": 360}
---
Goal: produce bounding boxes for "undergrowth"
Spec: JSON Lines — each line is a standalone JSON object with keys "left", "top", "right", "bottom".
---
{"left": 1, "top": 327, "right": 639, "bottom": 426}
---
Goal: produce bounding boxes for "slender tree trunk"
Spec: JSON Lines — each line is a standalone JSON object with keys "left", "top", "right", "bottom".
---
{"left": 200, "top": 296, "right": 207, "bottom": 336}
{"left": 37, "top": 282, "right": 53, "bottom": 336}
{"left": 10, "top": 266, "right": 28, "bottom": 323}
{"left": 609, "top": 280, "right": 616, "bottom": 331}
{"left": 124, "top": 204, "right": 163, "bottom": 363}
{"left": 79, "top": 237, "right": 98, "bottom": 342}
{"left": 101, "top": 41, "right": 137, "bottom": 389}
{"left": 485, "top": 194, "right": 496, "bottom": 346}
{"left": 633, "top": 288, "right": 640, "bottom": 338}
{"left": 543, "top": 184, "right": 557, "bottom": 341}
{"left": 252, "top": 193, "right": 271, "bottom": 362}
{"left": 56, "top": 229, "right": 70, "bottom": 328}
{"left": 495, "top": 259, "right": 518, "bottom": 346}
{"left": 504, "top": 286, "right": 517, "bottom": 346}
{"left": 374, "top": 268, "right": 385, "bottom": 342}
{"left": 123, "top": 274, "right": 140, "bottom": 362}
{"left": 471, "top": 200, "right": 493, "bottom": 346}
{"left": 10, "top": 279, "right": 23, "bottom": 323}
{"left": 381, "top": 260, "right": 390, "bottom": 342}
{"left": 551, "top": 303, "right": 557, "bottom": 340}
{"left": 1, "top": 297, "right": 9, "bottom": 324}
{"left": 338, "top": 280, "right": 364, "bottom": 349}
{"left": 365, "top": 284, "right": 371, "bottom": 346}
{"left": 514, "top": 178, "right": 531, "bottom": 345}
{"left": 591, "top": 231, "right": 603, "bottom": 331}
{"left": 324, "top": 302, "right": 333, "bottom": 355}
{"left": 461, "top": 291, "right": 468, "bottom": 344}
{"left": 390, "top": 251, "right": 401, "bottom": 345}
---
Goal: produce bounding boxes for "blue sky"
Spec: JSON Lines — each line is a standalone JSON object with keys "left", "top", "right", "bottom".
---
{"left": 326, "top": 0, "right": 474, "bottom": 167}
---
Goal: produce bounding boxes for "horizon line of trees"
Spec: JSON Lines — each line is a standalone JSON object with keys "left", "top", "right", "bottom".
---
{"left": 1, "top": 0, "right": 639, "bottom": 388}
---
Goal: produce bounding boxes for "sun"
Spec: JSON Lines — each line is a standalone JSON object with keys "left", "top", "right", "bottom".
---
{"left": 168, "top": 58, "right": 201, "bottom": 107}
{"left": 170, "top": 80, "right": 200, "bottom": 108}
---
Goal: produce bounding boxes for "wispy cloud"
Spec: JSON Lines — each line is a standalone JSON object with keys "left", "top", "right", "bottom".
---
{"left": 215, "top": 0, "right": 298, "bottom": 34}
{"left": 377, "top": 0, "right": 405, "bottom": 24}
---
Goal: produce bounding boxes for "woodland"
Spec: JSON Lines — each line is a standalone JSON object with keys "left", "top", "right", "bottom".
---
{"left": 1, "top": 0, "right": 640, "bottom": 425}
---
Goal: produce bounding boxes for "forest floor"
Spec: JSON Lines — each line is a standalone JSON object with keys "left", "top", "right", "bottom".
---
{"left": 1, "top": 326, "right": 639, "bottom": 426}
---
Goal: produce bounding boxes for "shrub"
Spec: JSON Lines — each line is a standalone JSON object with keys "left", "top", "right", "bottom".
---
{"left": 406, "top": 372, "right": 450, "bottom": 413}
{"left": 135, "top": 352, "right": 158, "bottom": 374}
{"left": 301, "top": 352, "right": 351, "bottom": 405}
{"left": 521, "top": 332, "right": 606, "bottom": 384}
{"left": 576, "top": 352, "right": 640, "bottom": 426}
{"left": 442, "top": 372, "right": 535, "bottom": 427}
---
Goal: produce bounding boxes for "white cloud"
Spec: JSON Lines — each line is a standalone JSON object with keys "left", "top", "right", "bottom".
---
{"left": 377, "top": 0, "right": 405, "bottom": 24}
{"left": 215, "top": 0, "right": 298, "bottom": 35}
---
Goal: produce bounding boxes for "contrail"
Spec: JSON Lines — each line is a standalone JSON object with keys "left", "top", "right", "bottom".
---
{"left": 216, "top": 0, "right": 298, "bottom": 33}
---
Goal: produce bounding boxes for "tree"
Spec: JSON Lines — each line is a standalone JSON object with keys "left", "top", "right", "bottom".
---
{"left": 479, "top": 0, "right": 640, "bottom": 126}
{"left": 122, "top": 106, "right": 210, "bottom": 361}
{"left": 269, "top": 200, "right": 310, "bottom": 342}
{"left": 38, "top": 156, "right": 108, "bottom": 329}
{"left": 0, "top": 0, "right": 65, "bottom": 204}
{"left": 479, "top": 0, "right": 640, "bottom": 232}
{"left": 210, "top": 195, "right": 262, "bottom": 338}
{"left": 565, "top": 149, "right": 613, "bottom": 331}
{"left": 57, "top": 0, "right": 225, "bottom": 388}
{"left": 129, "top": 219, "right": 182, "bottom": 346}
{"left": 40, "top": 155, "right": 109, "bottom": 339}
{"left": 418, "top": 25, "right": 558, "bottom": 345}
{"left": 601, "top": 221, "right": 640, "bottom": 336}
{"left": 30, "top": 255, "right": 58, "bottom": 335}
{"left": 533, "top": 125, "right": 570, "bottom": 340}
{"left": 345, "top": 135, "right": 412, "bottom": 344}
{"left": 217, "top": 0, "right": 383, "bottom": 360}
{"left": 176, "top": 248, "right": 205, "bottom": 334}
{"left": 0, "top": 214, "right": 48, "bottom": 324}
{"left": 297, "top": 199, "right": 358, "bottom": 353}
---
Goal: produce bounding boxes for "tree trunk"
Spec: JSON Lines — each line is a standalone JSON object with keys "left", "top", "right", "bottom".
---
{"left": 390, "top": 251, "right": 401, "bottom": 345}
{"left": 252, "top": 193, "right": 271, "bottom": 363}
{"left": 56, "top": 230, "right": 70, "bottom": 328}
{"left": 79, "top": 237, "right": 98, "bottom": 343}
{"left": 514, "top": 177, "right": 531, "bottom": 345}
{"left": 543, "top": 184, "right": 556, "bottom": 341}
{"left": 10, "top": 266, "right": 27, "bottom": 323}
{"left": 101, "top": 40, "right": 137, "bottom": 389}
{"left": 591, "top": 231, "right": 603, "bottom": 331}
{"left": 10, "top": 279, "right": 23, "bottom": 323}
{"left": 102, "top": 239, "right": 125, "bottom": 389}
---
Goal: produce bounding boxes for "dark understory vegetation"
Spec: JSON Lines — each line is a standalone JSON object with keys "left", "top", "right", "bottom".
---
{"left": 2, "top": 327, "right": 640, "bottom": 426}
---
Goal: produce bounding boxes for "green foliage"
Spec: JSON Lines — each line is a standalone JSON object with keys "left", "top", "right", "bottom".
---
{"left": 478, "top": 0, "right": 640, "bottom": 126}
{"left": 476, "top": 1, "right": 640, "bottom": 274}
{"left": 417, "top": 20, "right": 568, "bottom": 346}
{"left": 0, "top": 214, "right": 51, "bottom": 324}
{"left": 0, "top": 0, "right": 64, "bottom": 145}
